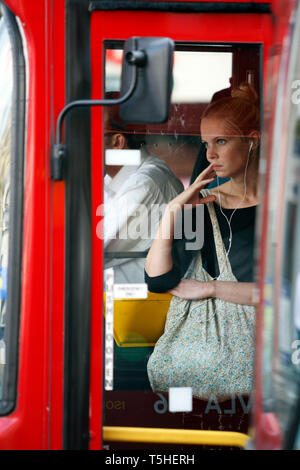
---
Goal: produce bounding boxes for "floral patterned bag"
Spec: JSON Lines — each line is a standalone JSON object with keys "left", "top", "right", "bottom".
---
{"left": 147, "top": 189, "right": 256, "bottom": 400}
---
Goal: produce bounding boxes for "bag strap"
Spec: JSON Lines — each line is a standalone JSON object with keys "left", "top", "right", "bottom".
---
{"left": 200, "top": 189, "right": 233, "bottom": 276}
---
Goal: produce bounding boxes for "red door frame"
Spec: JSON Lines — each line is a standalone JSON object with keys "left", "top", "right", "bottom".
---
{"left": 0, "top": 0, "right": 294, "bottom": 451}
{"left": 89, "top": 7, "right": 274, "bottom": 450}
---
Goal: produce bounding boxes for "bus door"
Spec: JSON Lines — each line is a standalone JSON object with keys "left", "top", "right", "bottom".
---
{"left": 88, "top": 2, "right": 274, "bottom": 450}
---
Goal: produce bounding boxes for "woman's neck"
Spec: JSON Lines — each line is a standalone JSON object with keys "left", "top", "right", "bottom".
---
{"left": 228, "top": 159, "right": 259, "bottom": 201}
{"left": 229, "top": 178, "right": 258, "bottom": 201}
{"left": 212, "top": 160, "right": 260, "bottom": 209}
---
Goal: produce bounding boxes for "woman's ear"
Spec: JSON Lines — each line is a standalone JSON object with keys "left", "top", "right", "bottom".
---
{"left": 111, "top": 133, "right": 127, "bottom": 149}
{"left": 248, "top": 130, "right": 260, "bottom": 150}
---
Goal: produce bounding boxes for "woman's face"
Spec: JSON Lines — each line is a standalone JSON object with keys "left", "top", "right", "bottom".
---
{"left": 200, "top": 116, "right": 251, "bottom": 179}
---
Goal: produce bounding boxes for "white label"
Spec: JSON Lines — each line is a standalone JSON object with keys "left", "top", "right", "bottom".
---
{"left": 169, "top": 387, "right": 193, "bottom": 413}
{"left": 114, "top": 284, "right": 148, "bottom": 299}
{"left": 105, "top": 149, "right": 141, "bottom": 166}
{"left": 105, "top": 268, "right": 114, "bottom": 391}
{"left": 113, "top": 283, "right": 148, "bottom": 299}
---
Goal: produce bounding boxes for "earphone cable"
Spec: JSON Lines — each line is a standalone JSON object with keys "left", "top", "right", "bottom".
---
{"left": 211, "top": 141, "right": 253, "bottom": 280}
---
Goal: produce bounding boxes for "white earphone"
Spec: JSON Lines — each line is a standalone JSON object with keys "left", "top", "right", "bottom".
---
{"left": 195, "top": 138, "right": 256, "bottom": 304}
{"left": 216, "top": 139, "right": 253, "bottom": 265}
{"left": 195, "top": 145, "right": 252, "bottom": 305}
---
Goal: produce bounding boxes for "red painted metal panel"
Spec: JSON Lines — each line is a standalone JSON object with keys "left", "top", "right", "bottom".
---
{"left": 0, "top": 0, "right": 65, "bottom": 449}
{"left": 90, "top": 12, "right": 105, "bottom": 450}
{"left": 46, "top": 0, "right": 65, "bottom": 449}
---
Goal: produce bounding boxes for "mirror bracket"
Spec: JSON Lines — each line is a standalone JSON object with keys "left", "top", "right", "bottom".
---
{"left": 125, "top": 50, "right": 147, "bottom": 67}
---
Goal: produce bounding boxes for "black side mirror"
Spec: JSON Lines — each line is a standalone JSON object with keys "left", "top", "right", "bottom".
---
{"left": 119, "top": 37, "right": 174, "bottom": 124}
{"left": 52, "top": 36, "right": 174, "bottom": 180}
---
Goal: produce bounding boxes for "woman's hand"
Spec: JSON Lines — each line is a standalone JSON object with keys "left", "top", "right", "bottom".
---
{"left": 168, "top": 163, "right": 217, "bottom": 211}
{"left": 169, "top": 279, "right": 215, "bottom": 299}
{"left": 145, "top": 164, "right": 217, "bottom": 278}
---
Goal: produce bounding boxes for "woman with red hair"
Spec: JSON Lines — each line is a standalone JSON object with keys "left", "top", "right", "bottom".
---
{"left": 145, "top": 83, "right": 260, "bottom": 411}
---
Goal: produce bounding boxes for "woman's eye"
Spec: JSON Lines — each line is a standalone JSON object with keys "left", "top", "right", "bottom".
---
{"left": 202, "top": 142, "right": 208, "bottom": 148}
{"left": 217, "top": 139, "right": 226, "bottom": 145}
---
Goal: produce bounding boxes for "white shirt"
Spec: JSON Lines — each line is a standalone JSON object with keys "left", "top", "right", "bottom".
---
{"left": 104, "top": 149, "right": 184, "bottom": 283}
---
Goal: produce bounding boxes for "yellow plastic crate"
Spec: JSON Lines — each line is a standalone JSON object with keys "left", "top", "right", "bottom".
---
{"left": 104, "top": 292, "right": 172, "bottom": 347}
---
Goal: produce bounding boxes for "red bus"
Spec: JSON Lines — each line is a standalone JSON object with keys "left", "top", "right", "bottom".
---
{"left": 0, "top": 0, "right": 299, "bottom": 451}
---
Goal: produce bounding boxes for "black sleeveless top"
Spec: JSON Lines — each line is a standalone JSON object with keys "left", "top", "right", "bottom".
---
{"left": 144, "top": 203, "right": 257, "bottom": 293}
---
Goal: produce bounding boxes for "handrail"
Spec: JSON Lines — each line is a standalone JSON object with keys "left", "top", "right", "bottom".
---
{"left": 103, "top": 425, "right": 250, "bottom": 448}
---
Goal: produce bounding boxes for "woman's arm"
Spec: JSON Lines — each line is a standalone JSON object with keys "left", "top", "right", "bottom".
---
{"left": 145, "top": 164, "right": 217, "bottom": 277}
{"left": 213, "top": 281, "right": 257, "bottom": 306}
{"left": 145, "top": 203, "right": 181, "bottom": 276}
{"left": 169, "top": 279, "right": 257, "bottom": 306}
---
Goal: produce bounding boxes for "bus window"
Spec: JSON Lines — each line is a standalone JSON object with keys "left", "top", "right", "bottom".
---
{"left": 0, "top": 13, "right": 13, "bottom": 402}
{"left": 105, "top": 44, "right": 232, "bottom": 186}
{"left": 0, "top": 6, "right": 25, "bottom": 413}
{"left": 102, "top": 41, "right": 261, "bottom": 448}
{"left": 262, "top": 2, "right": 300, "bottom": 448}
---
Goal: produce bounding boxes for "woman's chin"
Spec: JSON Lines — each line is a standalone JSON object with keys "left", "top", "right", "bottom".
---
{"left": 215, "top": 169, "right": 228, "bottom": 178}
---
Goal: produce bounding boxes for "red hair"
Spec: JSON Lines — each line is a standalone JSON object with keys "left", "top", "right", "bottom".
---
{"left": 201, "top": 82, "right": 259, "bottom": 138}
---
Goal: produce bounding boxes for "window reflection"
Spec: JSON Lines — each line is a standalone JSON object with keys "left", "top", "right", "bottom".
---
{"left": 262, "top": 3, "right": 300, "bottom": 445}
{"left": 105, "top": 47, "right": 232, "bottom": 104}
{"left": 102, "top": 42, "right": 262, "bottom": 449}
{"left": 0, "top": 18, "right": 12, "bottom": 399}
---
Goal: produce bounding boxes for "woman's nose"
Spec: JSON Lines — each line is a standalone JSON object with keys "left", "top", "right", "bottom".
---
{"left": 206, "top": 144, "right": 218, "bottom": 159}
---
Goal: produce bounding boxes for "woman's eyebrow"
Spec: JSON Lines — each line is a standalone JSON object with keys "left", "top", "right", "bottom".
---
{"left": 201, "top": 135, "right": 227, "bottom": 143}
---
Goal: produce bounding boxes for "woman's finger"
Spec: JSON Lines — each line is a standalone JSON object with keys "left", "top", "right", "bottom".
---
{"left": 193, "top": 176, "right": 216, "bottom": 188}
{"left": 170, "top": 175, "right": 216, "bottom": 208}
{"left": 194, "top": 163, "right": 215, "bottom": 181}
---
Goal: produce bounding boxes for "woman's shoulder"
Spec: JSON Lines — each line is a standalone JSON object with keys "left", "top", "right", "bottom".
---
{"left": 208, "top": 184, "right": 259, "bottom": 210}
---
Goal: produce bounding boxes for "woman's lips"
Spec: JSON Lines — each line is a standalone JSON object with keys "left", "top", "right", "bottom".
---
{"left": 212, "top": 165, "right": 223, "bottom": 170}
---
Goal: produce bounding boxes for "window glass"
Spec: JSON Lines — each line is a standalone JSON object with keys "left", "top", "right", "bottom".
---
{"left": 262, "top": 3, "right": 300, "bottom": 446}
{"left": 261, "top": 43, "right": 289, "bottom": 413}
{"left": 274, "top": 6, "right": 300, "bottom": 440}
{"left": 0, "top": 16, "right": 12, "bottom": 400}
{"left": 106, "top": 47, "right": 232, "bottom": 103}
{"left": 104, "top": 45, "right": 233, "bottom": 190}
{"left": 0, "top": 6, "right": 25, "bottom": 412}
{"left": 102, "top": 41, "right": 261, "bottom": 448}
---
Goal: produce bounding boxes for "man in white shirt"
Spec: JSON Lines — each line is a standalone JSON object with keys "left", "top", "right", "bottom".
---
{"left": 103, "top": 109, "right": 184, "bottom": 284}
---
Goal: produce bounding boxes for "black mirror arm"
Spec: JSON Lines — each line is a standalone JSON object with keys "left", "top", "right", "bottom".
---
{"left": 51, "top": 46, "right": 140, "bottom": 181}
{"left": 55, "top": 64, "right": 138, "bottom": 146}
